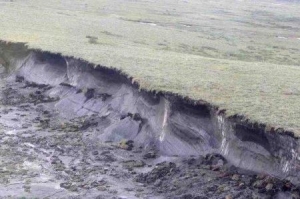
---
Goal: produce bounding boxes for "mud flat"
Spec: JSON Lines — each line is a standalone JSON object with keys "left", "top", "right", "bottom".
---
{"left": 0, "top": 42, "right": 299, "bottom": 198}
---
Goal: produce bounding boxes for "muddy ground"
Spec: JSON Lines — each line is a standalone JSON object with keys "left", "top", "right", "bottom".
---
{"left": 0, "top": 71, "right": 299, "bottom": 199}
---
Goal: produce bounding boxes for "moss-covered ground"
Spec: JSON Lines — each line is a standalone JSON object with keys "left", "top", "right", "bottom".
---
{"left": 0, "top": 0, "right": 300, "bottom": 134}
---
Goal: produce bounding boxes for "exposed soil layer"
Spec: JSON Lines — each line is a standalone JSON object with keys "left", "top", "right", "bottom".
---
{"left": 0, "top": 42, "right": 299, "bottom": 198}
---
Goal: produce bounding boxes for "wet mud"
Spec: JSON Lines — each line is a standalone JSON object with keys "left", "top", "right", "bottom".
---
{"left": 0, "top": 79, "right": 299, "bottom": 198}
{"left": 0, "top": 43, "right": 300, "bottom": 198}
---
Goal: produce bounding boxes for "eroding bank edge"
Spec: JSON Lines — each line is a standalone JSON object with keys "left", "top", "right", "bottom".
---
{"left": 1, "top": 41, "right": 300, "bottom": 185}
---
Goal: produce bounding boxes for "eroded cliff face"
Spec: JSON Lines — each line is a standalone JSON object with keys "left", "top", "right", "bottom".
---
{"left": 0, "top": 42, "right": 300, "bottom": 198}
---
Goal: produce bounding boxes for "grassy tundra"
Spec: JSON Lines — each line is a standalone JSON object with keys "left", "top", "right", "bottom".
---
{"left": 0, "top": 0, "right": 300, "bottom": 134}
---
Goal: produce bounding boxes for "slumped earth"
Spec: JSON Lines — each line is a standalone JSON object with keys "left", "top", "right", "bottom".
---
{"left": 0, "top": 62, "right": 299, "bottom": 199}
{"left": 0, "top": 1, "right": 300, "bottom": 198}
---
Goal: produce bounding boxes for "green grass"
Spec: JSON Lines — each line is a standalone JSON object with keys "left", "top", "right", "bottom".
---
{"left": 0, "top": 0, "right": 300, "bottom": 135}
